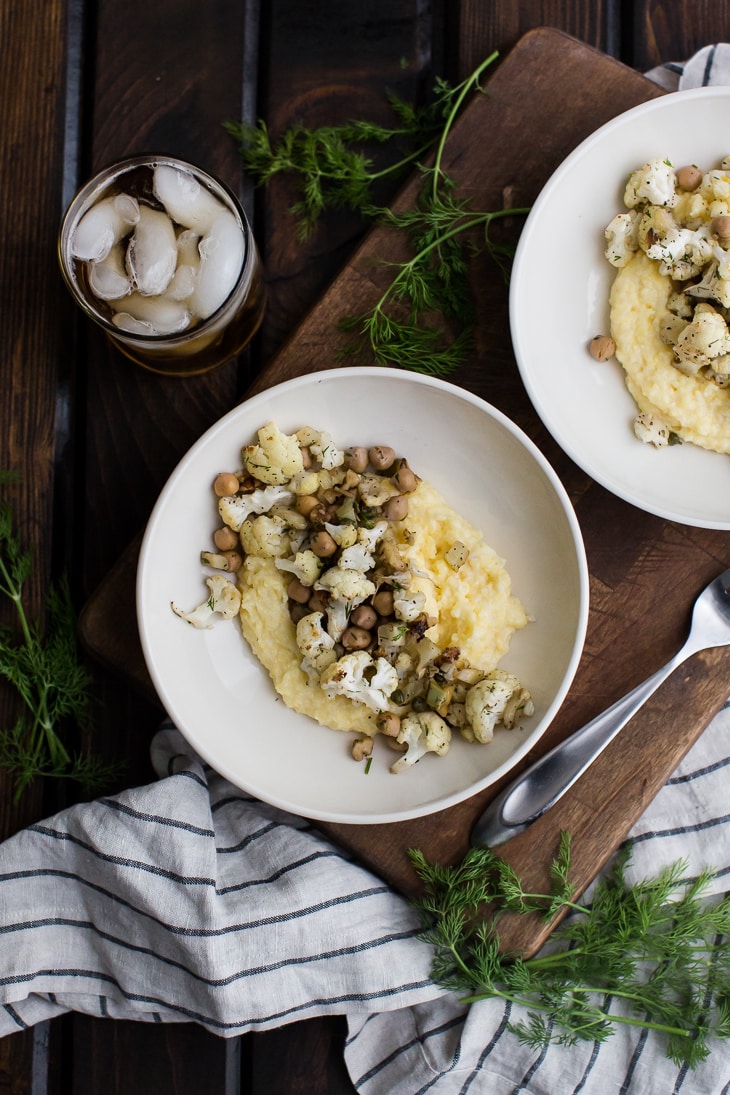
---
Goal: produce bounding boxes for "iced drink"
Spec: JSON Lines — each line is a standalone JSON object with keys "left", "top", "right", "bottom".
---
{"left": 59, "top": 156, "right": 265, "bottom": 376}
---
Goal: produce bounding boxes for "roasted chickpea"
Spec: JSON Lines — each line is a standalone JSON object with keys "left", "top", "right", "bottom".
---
{"left": 310, "top": 530, "right": 338, "bottom": 557}
{"left": 589, "top": 335, "right": 616, "bottom": 361}
{"left": 308, "top": 590, "right": 329, "bottom": 613}
{"left": 289, "top": 602, "right": 311, "bottom": 624}
{"left": 368, "top": 445, "right": 396, "bottom": 471}
{"left": 712, "top": 215, "right": 730, "bottom": 242}
{"left": 222, "top": 551, "right": 243, "bottom": 573}
{"left": 287, "top": 578, "right": 312, "bottom": 604}
{"left": 345, "top": 446, "right": 369, "bottom": 473}
{"left": 350, "top": 603, "right": 377, "bottom": 629}
{"left": 372, "top": 589, "right": 394, "bottom": 615}
{"left": 213, "top": 472, "right": 239, "bottom": 497}
{"left": 213, "top": 525, "right": 239, "bottom": 551}
{"left": 376, "top": 712, "right": 401, "bottom": 737}
{"left": 393, "top": 461, "right": 417, "bottom": 493}
{"left": 296, "top": 494, "right": 321, "bottom": 518}
{"left": 383, "top": 495, "right": 409, "bottom": 521}
{"left": 341, "top": 626, "right": 372, "bottom": 650}
{"left": 675, "top": 164, "right": 702, "bottom": 191}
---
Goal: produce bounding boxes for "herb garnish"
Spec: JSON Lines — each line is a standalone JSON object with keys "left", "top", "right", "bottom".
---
{"left": 410, "top": 834, "right": 730, "bottom": 1067}
{"left": 0, "top": 480, "right": 117, "bottom": 801}
{"left": 226, "top": 53, "right": 529, "bottom": 375}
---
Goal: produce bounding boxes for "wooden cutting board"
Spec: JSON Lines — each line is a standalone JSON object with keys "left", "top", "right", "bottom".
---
{"left": 79, "top": 28, "right": 730, "bottom": 957}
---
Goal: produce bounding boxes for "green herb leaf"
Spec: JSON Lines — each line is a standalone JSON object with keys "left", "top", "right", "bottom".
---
{"left": 409, "top": 835, "right": 730, "bottom": 1069}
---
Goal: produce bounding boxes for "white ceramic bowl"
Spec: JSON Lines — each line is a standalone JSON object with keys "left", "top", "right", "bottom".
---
{"left": 510, "top": 86, "right": 730, "bottom": 530}
{"left": 137, "top": 368, "right": 588, "bottom": 823}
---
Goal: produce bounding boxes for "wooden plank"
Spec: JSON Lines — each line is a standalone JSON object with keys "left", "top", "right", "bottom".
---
{"left": 630, "top": 0, "right": 730, "bottom": 71}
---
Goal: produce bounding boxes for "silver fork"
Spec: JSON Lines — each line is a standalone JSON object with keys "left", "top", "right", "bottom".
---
{"left": 472, "top": 567, "right": 730, "bottom": 848}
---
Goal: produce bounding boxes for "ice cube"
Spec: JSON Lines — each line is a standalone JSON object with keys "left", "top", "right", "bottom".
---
{"left": 88, "top": 243, "right": 131, "bottom": 300}
{"left": 126, "top": 206, "right": 178, "bottom": 296}
{"left": 112, "top": 313, "right": 156, "bottom": 336}
{"left": 72, "top": 193, "right": 140, "bottom": 262}
{"left": 153, "top": 165, "right": 225, "bottom": 235}
{"left": 188, "top": 211, "right": 244, "bottom": 320}
{"left": 165, "top": 264, "right": 197, "bottom": 301}
{"left": 176, "top": 228, "right": 201, "bottom": 267}
{"left": 109, "top": 291, "right": 190, "bottom": 335}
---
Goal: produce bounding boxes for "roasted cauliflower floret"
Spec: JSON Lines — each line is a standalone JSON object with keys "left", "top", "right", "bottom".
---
{"left": 633, "top": 411, "right": 671, "bottom": 447}
{"left": 242, "top": 422, "right": 304, "bottom": 485}
{"left": 319, "top": 651, "right": 398, "bottom": 712}
{"left": 673, "top": 304, "right": 730, "bottom": 374}
{"left": 295, "top": 612, "right": 337, "bottom": 679}
{"left": 218, "top": 485, "right": 294, "bottom": 532}
{"left": 275, "top": 549, "right": 322, "bottom": 587}
{"left": 389, "top": 711, "right": 451, "bottom": 773}
{"left": 463, "top": 670, "right": 533, "bottom": 744}
{"left": 314, "top": 567, "right": 375, "bottom": 604}
{"left": 624, "top": 159, "right": 677, "bottom": 209}
{"left": 240, "top": 513, "right": 291, "bottom": 557}
{"left": 171, "top": 575, "right": 241, "bottom": 629}
{"left": 604, "top": 210, "right": 640, "bottom": 268}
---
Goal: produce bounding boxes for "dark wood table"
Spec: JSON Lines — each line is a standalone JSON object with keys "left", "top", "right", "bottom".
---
{"left": 4, "top": 2, "right": 730, "bottom": 1092}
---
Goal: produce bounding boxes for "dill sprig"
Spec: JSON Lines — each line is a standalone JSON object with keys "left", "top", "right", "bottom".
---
{"left": 0, "top": 484, "right": 118, "bottom": 801}
{"left": 227, "top": 51, "right": 529, "bottom": 375}
{"left": 409, "top": 835, "right": 730, "bottom": 1068}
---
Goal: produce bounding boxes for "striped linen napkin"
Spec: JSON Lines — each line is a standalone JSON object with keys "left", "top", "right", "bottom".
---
{"left": 2, "top": 46, "right": 730, "bottom": 1093}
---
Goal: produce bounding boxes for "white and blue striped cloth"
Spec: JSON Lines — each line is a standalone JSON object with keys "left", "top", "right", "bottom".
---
{"left": 3, "top": 46, "right": 730, "bottom": 1092}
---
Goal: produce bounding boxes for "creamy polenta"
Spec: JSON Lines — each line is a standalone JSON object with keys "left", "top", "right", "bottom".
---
{"left": 603, "top": 156, "right": 730, "bottom": 452}
{"left": 238, "top": 478, "right": 527, "bottom": 737}
{"left": 610, "top": 252, "right": 730, "bottom": 453}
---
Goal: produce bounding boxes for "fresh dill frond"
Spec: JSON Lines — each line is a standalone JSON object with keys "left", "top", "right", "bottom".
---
{"left": 0, "top": 491, "right": 119, "bottom": 801}
{"left": 409, "top": 835, "right": 730, "bottom": 1069}
{"left": 227, "top": 50, "right": 529, "bottom": 374}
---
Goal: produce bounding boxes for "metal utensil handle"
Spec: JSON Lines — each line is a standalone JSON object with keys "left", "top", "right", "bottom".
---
{"left": 488, "top": 647, "right": 691, "bottom": 833}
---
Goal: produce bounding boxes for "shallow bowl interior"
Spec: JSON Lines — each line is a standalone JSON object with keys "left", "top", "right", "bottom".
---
{"left": 137, "top": 367, "right": 588, "bottom": 823}
{"left": 510, "top": 86, "right": 730, "bottom": 530}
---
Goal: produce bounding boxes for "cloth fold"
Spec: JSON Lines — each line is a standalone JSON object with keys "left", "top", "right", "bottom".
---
{"left": 2, "top": 43, "right": 730, "bottom": 1094}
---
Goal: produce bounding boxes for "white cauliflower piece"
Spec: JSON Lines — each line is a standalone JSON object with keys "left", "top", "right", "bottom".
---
{"left": 604, "top": 210, "right": 640, "bottom": 267}
{"left": 673, "top": 305, "right": 730, "bottom": 372}
{"left": 701, "top": 169, "right": 730, "bottom": 204}
{"left": 357, "top": 520, "right": 388, "bottom": 553}
{"left": 324, "top": 521, "right": 358, "bottom": 549}
{"left": 357, "top": 473, "right": 400, "bottom": 507}
{"left": 239, "top": 514, "right": 290, "bottom": 557}
{"left": 393, "top": 589, "right": 427, "bottom": 622}
{"left": 218, "top": 485, "right": 294, "bottom": 532}
{"left": 309, "top": 430, "right": 345, "bottom": 471}
{"left": 684, "top": 260, "right": 730, "bottom": 309}
{"left": 288, "top": 469, "right": 321, "bottom": 496}
{"left": 274, "top": 549, "right": 322, "bottom": 587}
{"left": 338, "top": 542, "right": 375, "bottom": 573}
{"left": 389, "top": 711, "right": 451, "bottom": 773}
{"left": 295, "top": 612, "right": 337, "bottom": 679}
{"left": 242, "top": 422, "right": 304, "bottom": 485}
{"left": 314, "top": 567, "right": 375, "bottom": 604}
{"left": 320, "top": 651, "right": 398, "bottom": 712}
{"left": 633, "top": 411, "right": 670, "bottom": 447}
{"left": 624, "top": 159, "right": 677, "bottom": 209}
{"left": 171, "top": 575, "right": 241, "bottom": 629}
{"left": 463, "top": 670, "right": 532, "bottom": 744}
{"left": 325, "top": 599, "right": 350, "bottom": 642}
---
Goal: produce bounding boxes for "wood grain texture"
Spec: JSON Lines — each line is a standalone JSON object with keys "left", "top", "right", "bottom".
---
{"left": 629, "top": 0, "right": 730, "bottom": 71}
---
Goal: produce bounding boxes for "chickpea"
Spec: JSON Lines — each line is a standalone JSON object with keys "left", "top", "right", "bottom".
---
{"left": 350, "top": 603, "right": 377, "bottom": 629}
{"left": 213, "top": 472, "right": 239, "bottom": 497}
{"left": 352, "top": 737, "right": 373, "bottom": 762}
{"left": 287, "top": 578, "right": 312, "bottom": 604}
{"left": 222, "top": 551, "right": 243, "bottom": 573}
{"left": 393, "top": 460, "right": 417, "bottom": 493}
{"left": 368, "top": 445, "right": 396, "bottom": 471}
{"left": 345, "top": 446, "right": 369, "bottom": 473}
{"left": 308, "top": 590, "right": 329, "bottom": 613}
{"left": 712, "top": 215, "right": 730, "bottom": 242}
{"left": 341, "top": 626, "right": 372, "bottom": 650}
{"left": 675, "top": 164, "right": 703, "bottom": 191}
{"left": 589, "top": 335, "right": 616, "bottom": 361}
{"left": 213, "top": 525, "right": 238, "bottom": 551}
{"left": 296, "top": 494, "right": 321, "bottom": 518}
{"left": 376, "top": 712, "right": 401, "bottom": 738}
{"left": 372, "top": 589, "right": 394, "bottom": 615}
{"left": 289, "top": 602, "right": 311, "bottom": 624}
{"left": 383, "top": 494, "right": 409, "bottom": 521}
{"left": 310, "top": 530, "right": 338, "bottom": 557}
